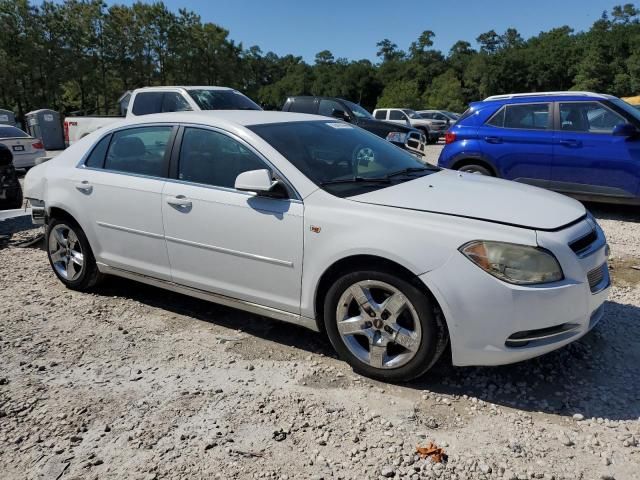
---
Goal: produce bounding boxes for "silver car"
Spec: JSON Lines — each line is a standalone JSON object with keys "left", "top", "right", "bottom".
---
{"left": 0, "top": 126, "right": 45, "bottom": 169}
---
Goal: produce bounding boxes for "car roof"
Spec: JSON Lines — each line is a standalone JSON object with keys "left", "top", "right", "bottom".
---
{"left": 116, "top": 110, "right": 327, "bottom": 128}
{"left": 481, "top": 91, "right": 614, "bottom": 103}
{"left": 134, "top": 86, "right": 235, "bottom": 92}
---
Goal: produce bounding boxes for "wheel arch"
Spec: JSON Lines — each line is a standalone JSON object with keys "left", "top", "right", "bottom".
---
{"left": 451, "top": 157, "right": 498, "bottom": 176}
{"left": 313, "top": 254, "right": 448, "bottom": 335}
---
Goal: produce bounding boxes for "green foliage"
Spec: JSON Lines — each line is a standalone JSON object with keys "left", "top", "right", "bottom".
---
{"left": 376, "top": 80, "right": 422, "bottom": 109}
{"left": 0, "top": 1, "right": 639, "bottom": 119}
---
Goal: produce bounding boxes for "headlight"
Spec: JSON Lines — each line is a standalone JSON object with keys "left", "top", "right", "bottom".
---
{"left": 460, "top": 241, "right": 563, "bottom": 285}
{"left": 386, "top": 132, "right": 407, "bottom": 143}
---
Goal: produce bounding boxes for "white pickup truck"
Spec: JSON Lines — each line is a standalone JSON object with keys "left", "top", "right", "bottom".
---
{"left": 64, "top": 86, "right": 262, "bottom": 145}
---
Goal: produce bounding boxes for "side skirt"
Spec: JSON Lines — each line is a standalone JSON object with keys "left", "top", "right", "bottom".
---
{"left": 96, "top": 262, "right": 320, "bottom": 332}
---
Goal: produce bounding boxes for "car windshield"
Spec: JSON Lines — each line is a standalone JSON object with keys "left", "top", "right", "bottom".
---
{"left": 249, "top": 121, "right": 437, "bottom": 197}
{"left": 445, "top": 111, "right": 460, "bottom": 118}
{"left": 0, "top": 126, "right": 28, "bottom": 138}
{"left": 402, "top": 109, "right": 422, "bottom": 119}
{"left": 611, "top": 98, "right": 640, "bottom": 122}
{"left": 342, "top": 100, "right": 373, "bottom": 119}
{"left": 187, "top": 89, "right": 262, "bottom": 111}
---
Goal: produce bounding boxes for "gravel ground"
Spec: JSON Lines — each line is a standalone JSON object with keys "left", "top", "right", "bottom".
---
{"left": 1, "top": 172, "right": 639, "bottom": 479}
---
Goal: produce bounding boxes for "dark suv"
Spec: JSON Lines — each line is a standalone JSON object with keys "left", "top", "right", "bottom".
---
{"left": 438, "top": 92, "right": 640, "bottom": 205}
{"left": 282, "top": 96, "right": 426, "bottom": 159}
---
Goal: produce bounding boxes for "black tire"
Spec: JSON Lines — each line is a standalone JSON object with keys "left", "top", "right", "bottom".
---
{"left": 46, "top": 216, "right": 103, "bottom": 290}
{"left": 323, "top": 270, "right": 448, "bottom": 382}
{"left": 458, "top": 164, "right": 493, "bottom": 176}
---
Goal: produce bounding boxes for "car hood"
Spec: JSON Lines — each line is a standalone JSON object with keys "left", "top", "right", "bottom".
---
{"left": 348, "top": 169, "right": 586, "bottom": 230}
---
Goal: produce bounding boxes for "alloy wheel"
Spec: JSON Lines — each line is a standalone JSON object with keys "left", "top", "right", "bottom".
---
{"left": 49, "top": 223, "right": 84, "bottom": 281}
{"left": 335, "top": 280, "right": 422, "bottom": 369}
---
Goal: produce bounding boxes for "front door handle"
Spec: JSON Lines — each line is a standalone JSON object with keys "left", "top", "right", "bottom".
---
{"left": 75, "top": 180, "right": 92, "bottom": 194}
{"left": 166, "top": 195, "right": 192, "bottom": 209}
{"left": 559, "top": 139, "right": 581, "bottom": 147}
{"left": 484, "top": 136, "right": 502, "bottom": 144}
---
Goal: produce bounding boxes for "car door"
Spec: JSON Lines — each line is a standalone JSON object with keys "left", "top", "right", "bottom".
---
{"left": 477, "top": 102, "right": 553, "bottom": 184}
{"left": 552, "top": 101, "right": 640, "bottom": 200}
{"left": 72, "top": 125, "right": 176, "bottom": 280}
{"left": 162, "top": 126, "right": 304, "bottom": 313}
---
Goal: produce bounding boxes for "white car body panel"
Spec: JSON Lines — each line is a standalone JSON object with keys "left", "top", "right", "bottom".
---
{"left": 162, "top": 181, "right": 304, "bottom": 313}
{"left": 24, "top": 110, "right": 610, "bottom": 368}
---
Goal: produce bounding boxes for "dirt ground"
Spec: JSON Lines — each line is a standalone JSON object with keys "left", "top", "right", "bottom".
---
{"left": 0, "top": 199, "right": 639, "bottom": 480}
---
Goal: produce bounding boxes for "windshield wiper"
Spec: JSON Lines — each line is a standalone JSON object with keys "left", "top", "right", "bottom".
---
{"left": 385, "top": 166, "right": 438, "bottom": 178}
{"left": 320, "top": 176, "right": 391, "bottom": 186}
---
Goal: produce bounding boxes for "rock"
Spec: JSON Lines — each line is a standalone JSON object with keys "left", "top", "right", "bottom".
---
{"left": 572, "top": 413, "right": 585, "bottom": 421}
{"left": 380, "top": 466, "right": 395, "bottom": 478}
{"left": 479, "top": 463, "right": 492, "bottom": 474}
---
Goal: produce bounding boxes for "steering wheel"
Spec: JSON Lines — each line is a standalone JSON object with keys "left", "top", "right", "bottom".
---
{"left": 351, "top": 144, "right": 375, "bottom": 176}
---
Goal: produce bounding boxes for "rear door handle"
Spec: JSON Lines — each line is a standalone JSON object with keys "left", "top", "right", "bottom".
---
{"left": 166, "top": 195, "right": 192, "bottom": 209}
{"left": 75, "top": 180, "right": 92, "bottom": 193}
{"left": 559, "top": 139, "right": 581, "bottom": 147}
{"left": 484, "top": 136, "right": 502, "bottom": 144}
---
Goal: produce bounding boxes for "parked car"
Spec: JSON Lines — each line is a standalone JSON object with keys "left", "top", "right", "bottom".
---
{"left": 65, "top": 86, "right": 262, "bottom": 145}
{"left": 373, "top": 108, "right": 446, "bottom": 144}
{"left": 25, "top": 111, "right": 610, "bottom": 381}
{"left": 0, "top": 125, "right": 45, "bottom": 169}
{"left": 0, "top": 144, "right": 23, "bottom": 209}
{"left": 417, "top": 109, "right": 460, "bottom": 126}
{"left": 438, "top": 92, "right": 640, "bottom": 205}
{"left": 282, "top": 96, "right": 427, "bottom": 158}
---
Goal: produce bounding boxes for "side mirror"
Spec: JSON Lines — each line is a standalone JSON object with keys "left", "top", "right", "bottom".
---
{"left": 612, "top": 123, "right": 639, "bottom": 137}
{"left": 235, "top": 169, "right": 288, "bottom": 198}
{"left": 331, "top": 108, "right": 350, "bottom": 122}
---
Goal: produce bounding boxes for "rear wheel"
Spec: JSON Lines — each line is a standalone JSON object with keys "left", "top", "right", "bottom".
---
{"left": 458, "top": 164, "right": 493, "bottom": 176}
{"left": 324, "top": 270, "right": 448, "bottom": 382}
{"left": 46, "top": 217, "right": 102, "bottom": 290}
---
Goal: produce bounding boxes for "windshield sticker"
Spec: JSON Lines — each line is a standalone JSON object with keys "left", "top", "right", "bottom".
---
{"left": 326, "top": 122, "right": 353, "bottom": 129}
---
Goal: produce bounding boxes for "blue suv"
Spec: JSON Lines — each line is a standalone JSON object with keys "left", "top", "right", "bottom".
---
{"left": 438, "top": 92, "right": 640, "bottom": 205}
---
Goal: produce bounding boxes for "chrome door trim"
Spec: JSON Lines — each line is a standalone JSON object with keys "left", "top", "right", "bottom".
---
{"left": 164, "top": 235, "right": 294, "bottom": 267}
{"left": 96, "top": 221, "right": 165, "bottom": 239}
{"left": 96, "top": 262, "right": 319, "bottom": 331}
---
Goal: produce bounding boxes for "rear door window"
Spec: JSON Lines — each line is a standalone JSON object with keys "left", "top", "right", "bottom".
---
{"left": 487, "top": 103, "right": 550, "bottom": 130}
{"left": 389, "top": 110, "right": 406, "bottom": 121}
{"left": 374, "top": 110, "right": 387, "bottom": 120}
{"left": 85, "top": 134, "right": 111, "bottom": 168}
{"left": 131, "top": 92, "right": 164, "bottom": 115}
{"left": 104, "top": 126, "right": 173, "bottom": 177}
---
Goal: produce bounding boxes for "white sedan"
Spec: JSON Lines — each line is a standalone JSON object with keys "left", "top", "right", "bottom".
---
{"left": 24, "top": 111, "right": 610, "bottom": 381}
{"left": 0, "top": 125, "right": 45, "bottom": 169}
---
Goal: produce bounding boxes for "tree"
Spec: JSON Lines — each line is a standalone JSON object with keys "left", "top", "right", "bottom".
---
{"left": 423, "top": 70, "right": 466, "bottom": 112}
{"left": 376, "top": 80, "right": 422, "bottom": 109}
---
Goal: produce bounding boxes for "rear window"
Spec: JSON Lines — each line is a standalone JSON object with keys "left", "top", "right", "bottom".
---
{"left": 286, "top": 97, "right": 316, "bottom": 114}
{"left": 132, "top": 92, "right": 164, "bottom": 115}
{"left": 0, "top": 126, "right": 28, "bottom": 138}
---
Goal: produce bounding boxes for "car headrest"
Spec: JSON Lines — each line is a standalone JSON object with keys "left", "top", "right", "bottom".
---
{"left": 113, "top": 136, "right": 145, "bottom": 157}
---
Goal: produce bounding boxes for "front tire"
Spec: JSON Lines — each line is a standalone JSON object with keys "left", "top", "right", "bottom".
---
{"left": 458, "top": 164, "right": 493, "bottom": 176}
{"left": 46, "top": 217, "right": 102, "bottom": 290}
{"left": 324, "top": 270, "right": 448, "bottom": 382}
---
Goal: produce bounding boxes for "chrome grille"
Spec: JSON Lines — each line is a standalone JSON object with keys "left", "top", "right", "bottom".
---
{"left": 587, "top": 263, "right": 608, "bottom": 293}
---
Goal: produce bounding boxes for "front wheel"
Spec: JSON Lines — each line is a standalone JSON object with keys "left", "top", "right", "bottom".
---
{"left": 458, "top": 164, "right": 493, "bottom": 176}
{"left": 47, "top": 218, "right": 103, "bottom": 290}
{"left": 324, "top": 270, "right": 448, "bottom": 382}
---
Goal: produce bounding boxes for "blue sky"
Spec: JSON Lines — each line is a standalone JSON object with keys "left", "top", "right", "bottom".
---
{"left": 107, "top": 0, "right": 616, "bottom": 62}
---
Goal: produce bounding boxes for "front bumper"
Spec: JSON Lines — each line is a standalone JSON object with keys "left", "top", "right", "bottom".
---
{"left": 420, "top": 218, "right": 610, "bottom": 366}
